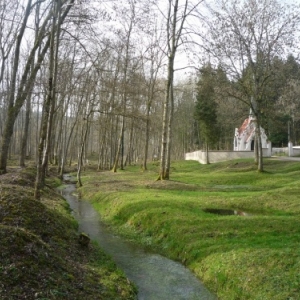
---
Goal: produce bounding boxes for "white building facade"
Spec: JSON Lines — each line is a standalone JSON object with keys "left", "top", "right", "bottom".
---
{"left": 233, "top": 114, "right": 268, "bottom": 151}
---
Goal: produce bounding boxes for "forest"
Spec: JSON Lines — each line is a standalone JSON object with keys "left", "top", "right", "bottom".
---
{"left": 1, "top": 0, "right": 300, "bottom": 188}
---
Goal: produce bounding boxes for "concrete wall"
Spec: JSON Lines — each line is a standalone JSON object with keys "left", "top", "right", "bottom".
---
{"left": 272, "top": 147, "right": 288, "bottom": 155}
{"left": 271, "top": 144, "right": 300, "bottom": 157}
{"left": 288, "top": 143, "right": 300, "bottom": 157}
{"left": 185, "top": 148, "right": 271, "bottom": 164}
{"left": 185, "top": 142, "right": 300, "bottom": 165}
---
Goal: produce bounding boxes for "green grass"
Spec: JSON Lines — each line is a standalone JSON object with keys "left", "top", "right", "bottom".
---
{"left": 0, "top": 166, "right": 136, "bottom": 299}
{"left": 79, "top": 158, "right": 300, "bottom": 300}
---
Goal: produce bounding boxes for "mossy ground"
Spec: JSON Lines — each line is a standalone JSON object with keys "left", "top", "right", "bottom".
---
{"left": 0, "top": 166, "right": 136, "bottom": 299}
{"left": 78, "top": 158, "right": 300, "bottom": 300}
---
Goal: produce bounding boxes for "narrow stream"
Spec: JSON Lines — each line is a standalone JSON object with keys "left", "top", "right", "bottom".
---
{"left": 60, "top": 176, "right": 217, "bottom": 300}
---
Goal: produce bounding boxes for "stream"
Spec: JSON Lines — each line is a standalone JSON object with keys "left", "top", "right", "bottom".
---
{"left": 60, "top": 175, "right": 217, "bottom": 300}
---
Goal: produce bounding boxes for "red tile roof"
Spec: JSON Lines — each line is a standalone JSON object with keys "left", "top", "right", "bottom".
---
{"left": 238, "top": 118, "right": 250, "bottom": 135}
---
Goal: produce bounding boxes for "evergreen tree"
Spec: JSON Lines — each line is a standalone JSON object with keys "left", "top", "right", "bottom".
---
{"left": 194, "top": 64, "right": 219, "bottom": 162}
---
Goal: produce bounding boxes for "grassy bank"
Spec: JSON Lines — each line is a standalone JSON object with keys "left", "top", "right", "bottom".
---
{"left": 0, "top": 166, "right": 136, "bottom": 299}
{"left": 79, "top": 158, "right": 300, "bottom": 300}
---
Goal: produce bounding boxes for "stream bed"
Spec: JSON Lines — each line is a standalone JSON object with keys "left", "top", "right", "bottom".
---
{"left": 60, "top": 176, "right": 217, "bottom": 300}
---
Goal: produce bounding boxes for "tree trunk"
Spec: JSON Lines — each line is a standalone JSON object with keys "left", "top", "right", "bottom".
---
{"left": 124, "top": 118, "right": 134, "bottom": 166}
{"left": 77, "top": 119, "right": 90, "bottom": 187}
{"left": 19, "top": 96, "right": 31, "bottom": 167}
{"left": 165, "top": 70, "right": 175, "bottom": 179}
{"left": 205, "top": 142, "right": 209, "bottom": 164}
{"left": 254, "top": 131, "right": 258, "bottom": 165}
{"left": 112, "top": 117, "right": 124, "bottom": 172}
{"left": 158, "top": 0, "right": 188, "bottom": 180}
{"left": 142, "top": 106, "right": 150, "bottom": 171}
{"left": 120, "top": 117, "right": 125, "bottom": 170}
{"left": 159, "top": 79, "right": 171, "bottom": 180}
{"left": 59, "top": 114, "right": 77, "bottom": 179}
{"left": 35, "top": 0, "right": 61, "bottom": 199}
{"left": 256, "top": 118, "right": 263, "bottom": 172}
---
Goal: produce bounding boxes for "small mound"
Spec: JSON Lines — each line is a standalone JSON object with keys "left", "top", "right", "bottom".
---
{"left": 0, "top": 167, "right": 136, "bottom": 299}
{"left": 0, "top": 225, "right": 69, "bottom": 298}
{"left": 0, "top": 225, "right": 113, "bottom": 299}
{"left": 0, "top": 167, "right": 36, "bottom": 187}
{"left": 0, "top": 195, "right": 75, "bottom": 244}
{"left": 147, "top": 180, "right": 199, "bottom": 191}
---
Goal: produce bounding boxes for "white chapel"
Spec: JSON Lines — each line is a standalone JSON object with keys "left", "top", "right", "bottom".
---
{"left": 233, "top": 112, "right": 268, "bottom": 151}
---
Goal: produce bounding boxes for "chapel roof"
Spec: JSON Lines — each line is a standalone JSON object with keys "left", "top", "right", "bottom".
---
{"left": 238, "top": 118, "right": 250, "bottom": 135}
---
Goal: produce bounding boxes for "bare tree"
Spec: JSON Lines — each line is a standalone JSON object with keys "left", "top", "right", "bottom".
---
{"left": 0, "top": 0, "right": 21, "bottom": 85}
{"left": 19, "top": 2, "right": 43, "bottom": 168}
{"left": 0, "top": 0, "right": 75, "bottom": 175}
{"left": 111, "top": 0, "right": 140, "bottom": 172}
{"left": 140, "top": 19, "right": 165, "bottom": 170}
{"left": 158, "top": 0, "right": 202, "bottom": 180}
{"left": 35, "top": 0, "right": 65, "bottom": 198}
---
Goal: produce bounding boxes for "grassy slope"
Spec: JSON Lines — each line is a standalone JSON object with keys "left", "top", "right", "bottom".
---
{"left": 0, "top": 166, "right": 136, "bottom": 299}
{"left": 79, "top": 159, "right": 300, "bottom": 300}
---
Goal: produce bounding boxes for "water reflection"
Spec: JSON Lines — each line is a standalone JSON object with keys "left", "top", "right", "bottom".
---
{"left": 203, "top": 208, "right": 251, "bottom": 216}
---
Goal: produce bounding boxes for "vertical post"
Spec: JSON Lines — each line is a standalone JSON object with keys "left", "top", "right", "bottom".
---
{"left": 288, "top": 120, "right": 291, "bottom": 142}
{"left": 288, "top": 141, "right": 293, "bottom": 157}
